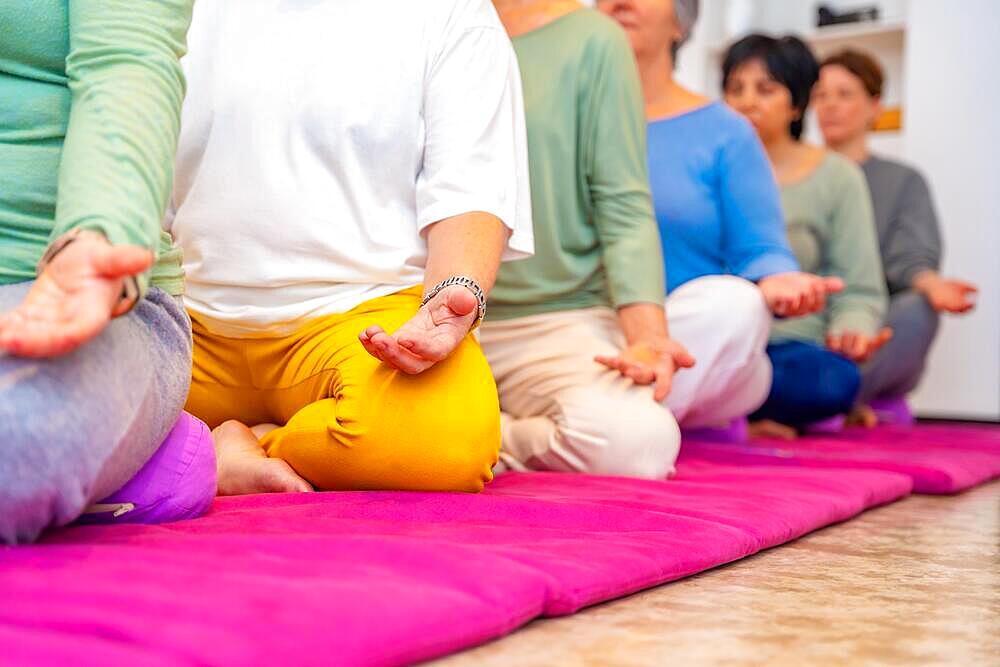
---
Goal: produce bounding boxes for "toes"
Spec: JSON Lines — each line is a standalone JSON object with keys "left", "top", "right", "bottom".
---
{"left": 262, "top": 461, "right": 314, "bottom": 493}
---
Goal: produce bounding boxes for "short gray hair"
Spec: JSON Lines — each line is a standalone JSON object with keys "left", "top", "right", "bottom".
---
{"left": 672, "top": 0, "right": 700, "bottom": 60}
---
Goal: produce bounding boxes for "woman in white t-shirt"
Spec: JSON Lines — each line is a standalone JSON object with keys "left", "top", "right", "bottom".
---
{"left": 167, "top": 0, "right": 534, "bottom": 494}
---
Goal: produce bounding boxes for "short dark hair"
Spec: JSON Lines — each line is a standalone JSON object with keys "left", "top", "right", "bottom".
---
{"left": 722, "top": 34, "right": 819, "bottom": 140}
{"left": 820, "top": 49, "right": 884, "bottom": 98}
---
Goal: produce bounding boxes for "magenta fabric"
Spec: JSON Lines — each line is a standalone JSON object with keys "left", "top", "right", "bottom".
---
{"left": 79, "top": 412, "right": 217, "bottom": 526}
{"left": 0, "top": 461, "right": 910, "bottom": 667}
{"left": 683, "top": 423, "right": 1000, "bottom": 494}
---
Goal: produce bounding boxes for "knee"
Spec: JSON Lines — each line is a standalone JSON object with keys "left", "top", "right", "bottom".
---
{"left": 558, "top": 390, "right": 680, "bottom": 479}
{"left": 0, "top": 434, "right": 92, "bottom": 544}
{"left": 814, "top": 356, "right": 861, "bottom": 413}
{"left": 694, "top": 276, "right": 771, "bottom": 347}
{"left": 359, "top": 353, "right": 501, "bottom": 493}
{"left": 410, "top": 400, "right": 501, "bottom": 492}
{"left": 891, "top": 290, "right": 940, "bottom": 340}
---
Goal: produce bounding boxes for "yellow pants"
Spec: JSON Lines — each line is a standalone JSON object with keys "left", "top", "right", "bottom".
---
{"left": 186, "top": 287, "right": 500, "bottom": 492}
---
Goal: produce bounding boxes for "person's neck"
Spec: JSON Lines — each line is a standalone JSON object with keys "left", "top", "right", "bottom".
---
{"left": 637, "top": 50, "right": 707, "bottom": 120}
{"left": 763, "top": 134, "right": 800, "bottom": 167}
{"left": 637, "top": 50, "right": 674, "bottom": 110}
{"left": 828, "top": 134, "right": 870, "bottom": 164}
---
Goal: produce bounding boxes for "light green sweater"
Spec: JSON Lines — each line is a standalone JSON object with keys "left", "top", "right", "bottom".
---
{"left": 488, "top": 9, "right": 665, "bottom": 320}
{"left": 772, "top": 152, "right": 887, "bottom": 344}
{"left": 0, "top": 0, "right": 193, "bottom": 296}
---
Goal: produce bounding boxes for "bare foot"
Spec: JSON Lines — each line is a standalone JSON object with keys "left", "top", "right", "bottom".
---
{"left": 846, "top": 405, "right": 879, "bottom": 429}
{"left": 748, "top": 419, "right": 799, "bottom": 441}
{"left": 212, "top": 420, "right": 313, "bottom": 496}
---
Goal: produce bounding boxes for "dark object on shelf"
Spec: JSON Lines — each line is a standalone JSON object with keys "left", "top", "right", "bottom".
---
{"left": 817, "top": 4, "right": 880, "bottom": 27}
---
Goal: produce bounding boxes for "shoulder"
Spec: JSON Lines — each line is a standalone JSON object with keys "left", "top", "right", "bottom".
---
{"left": 561, "top": 8, "right": 635, "bottom": 59}
{"left": 867, "top": 154, "right": 931, "bottom": 193}
{"left": 822, "top": 150, "right": 869, "bottom": 192}
{"left": 421, "top": 0, "right": 508, "bottom": 39}
{"left": 706, "top": 103, "right": 767, "bottom": 152}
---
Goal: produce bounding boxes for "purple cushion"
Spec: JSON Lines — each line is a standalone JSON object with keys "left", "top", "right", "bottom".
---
{"left": 79, "top": 412, "right": 216, "bottom": 525}
{"left": 868, "top": 397, "right": 915, "bottom": 426}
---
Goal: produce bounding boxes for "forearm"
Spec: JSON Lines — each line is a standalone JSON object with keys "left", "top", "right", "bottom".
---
{"left": 617, "top": 302, "right": 670, "bottom": 346}
{"left": 424, "top": 212, "right": 509, "bottom": 294}
{"left": 55, "top": 0, "right": 193, "bottom": 293}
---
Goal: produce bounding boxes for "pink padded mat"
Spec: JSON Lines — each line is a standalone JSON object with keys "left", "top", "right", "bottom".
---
{"left": 1, "top": 461, "right": 910, "bottom": 667}
{"left": 683, "top": 423, "right": 1000, "bottom": 494}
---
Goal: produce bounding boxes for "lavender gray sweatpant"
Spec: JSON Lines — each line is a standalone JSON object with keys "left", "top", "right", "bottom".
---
{"left": 0, "top": 282, "right": 192, "bottom": 544}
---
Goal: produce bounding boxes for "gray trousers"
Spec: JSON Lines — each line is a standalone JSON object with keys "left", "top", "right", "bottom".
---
{"left": 0, "top": 282, "right": 192, "bottom": 544}
{"left": 859, "top": 290, "right": 939, "bottom": 404}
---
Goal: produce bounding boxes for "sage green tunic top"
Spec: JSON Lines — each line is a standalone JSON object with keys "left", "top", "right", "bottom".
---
{"left": 772, "top": 151, "right": 887, "bottom": 344}
{"left": 0, "top": 0, "right": 193, "bottom": 295}
{"left": 488, "top": 9, "right": 665, "bottom": 320}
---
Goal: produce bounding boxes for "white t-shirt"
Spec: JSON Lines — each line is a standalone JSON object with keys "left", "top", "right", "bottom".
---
{"left": 166, "top": 0, "right": 534, "bottom": 335}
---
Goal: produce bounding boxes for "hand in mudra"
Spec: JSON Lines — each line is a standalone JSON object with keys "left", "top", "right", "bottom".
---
{"left": 758, "top": 272, "right": 844, "bottom": 317}
{"left": 359, "top": 285, "right": 477, "bottom": 374}
{"left": 0, "top": 234, "right": 152, "bottom": 358}
{"left": 923, "top": 277, "right": 978, "bottom": 314}
{"left": 595, "top": 338, "right": 696, "bottom": 402}
{"left": 826, "top": 327, "right": 893, "bottom": 364}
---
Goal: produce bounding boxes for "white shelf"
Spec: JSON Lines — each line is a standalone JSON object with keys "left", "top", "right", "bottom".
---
{"left": 708, "top": 20, "right": 906, "bottom": 58}
{"left": 806, "top": 20, "right": 905, "bottom": 54}
{"left": 807, "top": 20, "right": 905, "bottom": 46}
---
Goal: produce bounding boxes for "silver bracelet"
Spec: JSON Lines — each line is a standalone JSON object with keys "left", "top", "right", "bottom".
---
{"left": 421, "top": 276, "right": 487, "bottom": 330}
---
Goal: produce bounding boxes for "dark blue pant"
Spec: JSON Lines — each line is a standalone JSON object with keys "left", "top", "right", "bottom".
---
{"left": 751, "top": 340, "right": 861, "bottom": 426}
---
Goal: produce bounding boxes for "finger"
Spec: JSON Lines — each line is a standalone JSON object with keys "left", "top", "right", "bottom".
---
{"left": 788, "top": 292, "right": 803, "bottom": 315}
{"left": 370, "top": 332, "right": 432, "bottom": 374}
{"left": 653, "top": 367, "right": 673, "bottom": 402}
{"left": 838, "top": 332, "right": 857, "bottom": 356}
{"left": 0, "top": 318, "right": 64, "bottom": 357}
{"left": 1, "top": 306, "right": 105, "bottom": 357}
{"left": 826, "top": 334, "right": 842, "bottom": 353}
{"left": 795, "top": 291, "right": 814, "bottom": 316}
{"left": 848, "top": 335, "right": 868, "bottom": 362}
{"left": 594, "top": 355, "right": 624, "bottom": 371}
{"left": 93, "top": 245, "right": 155, "bottom": 279}
{"left": 868, "top": 328, "right": 893, "bottom": 355}
{"left": 396, "top": 330, "right": 454, "bottom": 362}
{"left": 358, "top": 330, "right": 385, "bottom": 362}
{"left": 673, "top": 348, "right": 696, "bottom": 369}
{"left": 813, "top": 290, "right": 827, "bottom": 314}
{"left": 624, "top": 364, "right": 656, "bottom": 386}
{"left": 955, "top": 280, "right": 979, "bottom": 293}
{"left": 443, "top": 286, "right": 477, "bottom": 319}
{"left": 822, "top": 277, "right": 846, "bottom": 294}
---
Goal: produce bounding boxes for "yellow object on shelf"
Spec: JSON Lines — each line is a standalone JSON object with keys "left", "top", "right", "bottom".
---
{"left": 874, "top": 106, "right": 902, "bottom": 132}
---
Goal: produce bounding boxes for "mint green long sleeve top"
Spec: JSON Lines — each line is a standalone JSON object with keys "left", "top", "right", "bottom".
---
{"left": 0, "top": 0, "right": 193, "bottom": 296}
{"left": 772, "top": 152, "right": 888, "bottom": 344}
{"left": 488, "top": 9, "right": 665, "bottom": 320}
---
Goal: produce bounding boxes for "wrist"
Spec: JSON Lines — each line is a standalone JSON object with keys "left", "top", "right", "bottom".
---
{"left": 421, "top": 275, "right": 487, "bottom": 329}
{"left": 911, "top": 270, "right": 940, "bottom": 294}
{"left": 39, "top": 229, "right": 141, "bottom": 317}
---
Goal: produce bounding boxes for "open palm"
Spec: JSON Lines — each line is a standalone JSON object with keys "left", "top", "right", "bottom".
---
{"left": 0, "top": 236, "right": 152, "bottom": 358}
{"left": 359, "top": 285, "right": 477, "bottom": 374}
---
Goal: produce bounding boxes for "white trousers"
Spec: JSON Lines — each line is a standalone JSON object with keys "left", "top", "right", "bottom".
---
{"left": 664, "top": 275, "right": 773, "bottom": 428}
{"left": 479, "top": 275, "right": 771, "bottom": 478}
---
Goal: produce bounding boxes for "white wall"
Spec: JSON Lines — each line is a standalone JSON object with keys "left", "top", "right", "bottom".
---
{"left": 903, "top": 0, "right": 1000, "bottom": 420}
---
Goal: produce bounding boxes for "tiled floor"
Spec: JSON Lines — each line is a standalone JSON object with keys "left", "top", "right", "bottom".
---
{"left": 434, "top": 480, "right": 999, "bottom": 666}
